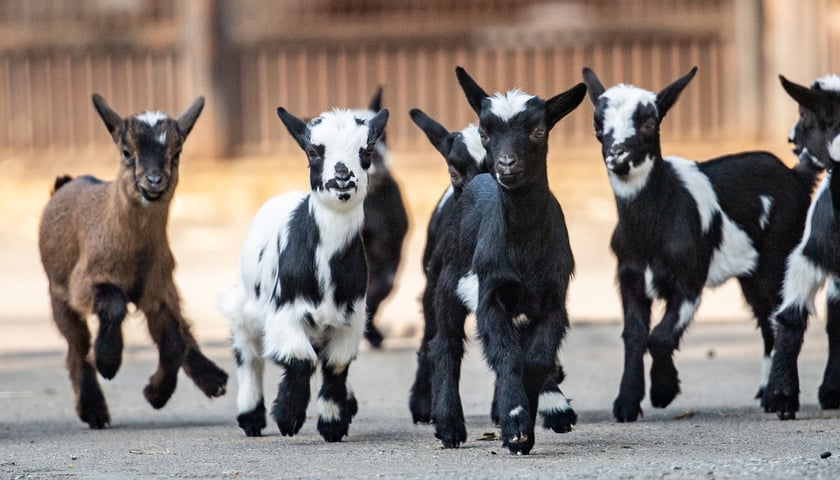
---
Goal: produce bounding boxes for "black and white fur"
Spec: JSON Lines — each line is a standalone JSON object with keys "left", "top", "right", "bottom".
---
{"left": 765, "top": 74, "right": 840, "bottom": 419}
{"left": 359, "top": 87, "right": 409, "bottom": 348}
{"left": 582, "top": 67, "right": 812, "bottom": 422}
{"left": 407, "top": 108, "right": 577, "bottom": 434}
{"left": 220, "top": 107, "right": 389, "bottom": 441}
{"left": 425, "top": 66, "right": 586, "bottom": 455}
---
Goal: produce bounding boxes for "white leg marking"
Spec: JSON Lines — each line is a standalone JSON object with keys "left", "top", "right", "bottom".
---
{"left": 509, "top": 405, "right": 525, "bottom": 418}
{"left": 759, "top": 354, "right": 771, "bottom": 389}
{"left": 317, "top": 398, "right": 342, "bottom": 422}
{"left": 538, "top": 391, "right": 572, "bottom": 414}
{"left": 779, "top": 250, "right": 825, "bottom": 316}
{"left": 457, "top": 272, "right": 479, "bottom": 313}
{"left": 644, "top": 265, "right": 658, "bottom": 300}
{"left": 675, "top": 298, "right": 700, "bottom": 333}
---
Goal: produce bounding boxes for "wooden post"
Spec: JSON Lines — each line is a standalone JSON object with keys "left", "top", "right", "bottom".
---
{"left": 179, "top": 0, "right": 237, "bottom": 158}
{"left": 728, "top": 0, "right": 763, "bottom": 141}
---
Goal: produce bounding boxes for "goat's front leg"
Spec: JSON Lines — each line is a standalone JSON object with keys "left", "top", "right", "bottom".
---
{"left": 819, "top": 278, "right": 840, "bottom": 409}
{"left": 430, "top": 276, "right": 468, "bottom": 448}
{"left": 766, "top": 252, "right": 823, "bottom": 419}
{"left": 51, "top": 293, "right": 110, "bottom": 428}
{"left": 91, "top": 283, "right": 129, "bottom": 380}
{"left": 232, "top": 315, "right": 266, "bottom": 437}
{"left": 648, "top": 293, "right": 699, "bottom": 409}
{"left": 264, "top": 310, "right": 318, "bottom": 436}
{"left": 316, "top": 361, "right": 355, "bottom": 442}
{"left": 142, "top": 301, "right": 188, "bottom": 409}
{"left": 614, "top": 267, "right": 652, "bottom": 422}
{"left": 538, "top": 360, "right": 577, "bottom": 434}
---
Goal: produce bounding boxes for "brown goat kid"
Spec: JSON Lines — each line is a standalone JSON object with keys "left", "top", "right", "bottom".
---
{"left": 38, "top": 94, "right": 228, "bottom": 429}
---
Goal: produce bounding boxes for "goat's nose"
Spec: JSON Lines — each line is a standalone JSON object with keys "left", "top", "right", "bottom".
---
{"left": 498, "top": 153, "right": 516, "bottom": 168}
{"left": 334, "top": 163, "right": 351, "bottom": 181}
{"left": 146, "top": 173, "right": 163, "bottom": 186}
{"left": 609, "top": 145, "right": 627, "bottom": 158}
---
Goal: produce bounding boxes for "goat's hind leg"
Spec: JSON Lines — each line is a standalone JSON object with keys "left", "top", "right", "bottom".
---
{"left": 648, "top": 295, "right": 698, "bottom": 409}
{"left": 430, "top": 278, "right": 468, "bottom": 448}
{"left": 409, "top": 279, "right": 438, "bottom": 424}
{"left": 737, "top": 275, "right": 778, "bottom": 406}
{"left": 181, "top": 330, "right": 228, "bottom": 398}
{"left": 92, "top": 283, "right": 128, "bottom": 380}
{"left": 142, "top": 302, "right": 188, "bottom": 409}
{"left": 539, "top": 362, "right": 577, "bottom": 433}
{"left": 819, "top": 278, "right": 840, "bottom": 409}
{"left": 52, "top": 293, "right": 110, "bottom": 428}
{"left": 232, "top": 320, "right": 266, "bottom": 436}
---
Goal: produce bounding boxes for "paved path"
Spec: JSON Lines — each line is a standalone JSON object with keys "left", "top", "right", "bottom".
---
{"left": 2, "top": 322, "right": 838, "bottom": 479}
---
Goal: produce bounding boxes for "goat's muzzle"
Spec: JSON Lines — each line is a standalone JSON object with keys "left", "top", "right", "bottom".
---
{"left": 137, "top": 173, "right": 169, "bottom": 202}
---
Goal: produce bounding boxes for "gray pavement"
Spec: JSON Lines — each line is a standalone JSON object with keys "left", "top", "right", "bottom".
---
{"left": 1, "top": 322, "right": 838, "bottom": 479}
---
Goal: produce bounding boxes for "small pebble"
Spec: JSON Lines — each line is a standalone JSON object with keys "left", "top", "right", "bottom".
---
{"left": 820, "top": 451, "right": 831, "bottom": 459}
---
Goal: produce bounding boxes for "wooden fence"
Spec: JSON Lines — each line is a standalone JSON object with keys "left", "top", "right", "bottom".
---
{"left": 0, "top": 0, "right": 835, "bottom": 158}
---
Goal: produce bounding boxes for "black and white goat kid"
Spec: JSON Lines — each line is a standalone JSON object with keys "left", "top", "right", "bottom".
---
{"left": 765, "top": 74, "right": 840, "bottom": 419}
{"left": 582, "top": 67, "right": 812, "bottom": 422}
{"left": 425, "top": 67, "right": 585, "bottom": 455}
{"left": 359, "top": 87, "right": 409, "bottom": 348}
{"left": 220, "top": 107, "right": 389, "bottom": 441}
{"left": 407, "top": 109, "right": 577, "bottom": 434}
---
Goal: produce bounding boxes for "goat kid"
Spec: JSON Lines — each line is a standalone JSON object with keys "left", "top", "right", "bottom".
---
{"left": 582, "top": 67, "right": 812, "bottom": 422}
{"left": 407, "top": 109, "right": 577, "bottom": 434}
{"left": 38, "top": 94, "right": 228, "bottom": 429}
{"left": 359, "top": 87, "right": 409, "bottom": 348}
{"left": 220, "top": 107, "right": 389, "bottom": 441}
{"left": 426, "top": 66, "right": 585, "bottom": 454}
{"left": 765, "top": 75, "right": 840, "bottom": 419}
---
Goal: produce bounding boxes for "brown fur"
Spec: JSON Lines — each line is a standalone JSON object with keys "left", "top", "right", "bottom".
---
{"left": 38, "top": 94, "right": 227, "bottom": 429}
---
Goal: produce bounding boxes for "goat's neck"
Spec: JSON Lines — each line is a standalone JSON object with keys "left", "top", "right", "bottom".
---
{"left": 499, "top": 173, "right": 553, "bottom": 230}
{"left": 110, "top": 182, "right": 171, "bottom": 237}
{"left": 310, "top": 198, "right": 365, "bottom": 251}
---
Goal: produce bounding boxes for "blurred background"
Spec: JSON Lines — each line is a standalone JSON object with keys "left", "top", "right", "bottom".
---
{"left": 1, "top": 0, "right": 838, "bottom": 354}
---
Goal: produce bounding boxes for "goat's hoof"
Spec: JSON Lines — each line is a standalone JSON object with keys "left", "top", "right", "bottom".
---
{"left": 613, "top": 398, "right": 643, "bottom": 423}
{"left": 433, "top": 418, "right": 467, "bottom": 448}
{"left": 650, "top": 383, "right": 680, "bottom": 409}
{"left": 541, "top": 407, "right": 577, "bottom": 433}
{"left": 818, "top": 385, "right": 840, "bottom": 410}
{"left": 94, "top": 342, "right": 123, "bottom": 380}
{"left": 272, "top": 403, "right": 306, "bottom": 437}
{"left": 767, "top": 391, "right": 799, "bottom": 420}
{"left": 143, "top": 378, "right": 177, "bottom": 410}
{"left": 409, "top": 392, "right": 432, "bottom": 424}
{"left": 501, "top": 406, "right": 534, "bottom": 454}
{"left": 238, "top": 402, "right": 266, "bottom": 437}
{"left": 196, "top": 368, "right": 228, "bottom": 398}
{"left": 364, "top": 327, "right": 384, "bottom": 349}
{"left": 346, "top": 395, "right": 358, "bottom": 422}
{"left": 78, "top": 398, "right": 110, "bottom": 429}
{"left": 754, "top": 386, "right": 766, "bottom": 400}
{"left": 317, "top": 418, "right": 350, "bottom": 442}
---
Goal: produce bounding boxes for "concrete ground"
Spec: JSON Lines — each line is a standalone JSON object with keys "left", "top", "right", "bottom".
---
{"left": 1, "top": 143, "right": 838, "bottom": 478}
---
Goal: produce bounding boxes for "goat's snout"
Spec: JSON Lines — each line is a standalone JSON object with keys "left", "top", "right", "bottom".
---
{"left": 146, "top": 172, "right": 163, "bottom": 187}
{"left": 497, "top": 153, "right": 517, "bottom": 169}
{"left": 334, "top": 163, "right": 352, "bottom": 182}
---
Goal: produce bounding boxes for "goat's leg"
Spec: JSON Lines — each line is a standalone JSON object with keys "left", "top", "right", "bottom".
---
{"left": 648, "top": 294, "right": 699, "bottom": 409}
{"left": 142, "top": 302, "right": 188, "bottom": 409}
{"left": 613, "top": 267, "right": 652, "bottom": 422}
{"left": 364, "top": 265, "right": 394, "bottom": 348}
{"left": 231, "top": 317, "right": 266, "bottom": 437}
{"left": 765, "top": 251, "right": 823, "bottom": 419}
{"left": 264, "top": 311, "right": 318, "bottom": 436}
{"left": 409, "top": 277, "right": 438, "bottom": 424}
{"left": 91, "top": 283, "right": 128, "bottom": 380}
{"left": 819, "top": 278, "right": 840, "bottom": 409}
{"left": 180, "top": 330, "right": 228, "bottom": 398}
{"left": 430, "top": 275, "right": 468, "bottom": 448}
{"left": 316, "top": 360, "right": 354, "bottom": 442}
{"left": 52, "top": 293, "right": 110, "bottom": 428}
{"left": 539, "top": 361, "right": 577, "bottom": 433}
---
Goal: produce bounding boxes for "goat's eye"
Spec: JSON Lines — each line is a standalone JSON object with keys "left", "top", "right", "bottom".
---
{"left": 121, "top": 147, "right": 134, "bottom": 164}
{"left": 306, "top": 147, "right": 320, "bottom": 159}
{"left": 531, "top": 127, "right": 546, "bottom": 140}
{"left": 640, "top": 118, "right": 657, "bottom": 136}
{"left": 448, "top": 166, "right": 463, "bottom": 187}
{"left": 478, "top": 127, "right": 489, "bottom": 145}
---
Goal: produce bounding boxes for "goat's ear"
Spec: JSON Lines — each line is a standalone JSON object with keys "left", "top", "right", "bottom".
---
{"left": 779, "top": 75, "right": 832, "bottom": 117}
{"left": 92, "top": 94, "right": 123, "bottom": 141}
{"left": 368, "top": 86, "right": 384, "bottom": 112}
{"left": 545, "top": 83, "right": 588, "bottom": 129}
{"left": 176, "top": 96, "right": 205, "bottom": 138}
{"left": 410, "top": 108, "right": 451, "bottom": 155}
{"left": 366, "top": 108, "right": 390, "bottom": 145}
{"left": 656, "top": 66, "right": 698, "bottom": 121}
{"left": 277, "top": 107, "right": 309, "bottom": 150}
{"left": 455, "top": 66, "right": 489, "bottom": 115}
{"left": 581, "top": 68, "right": 606, "bottom": 105}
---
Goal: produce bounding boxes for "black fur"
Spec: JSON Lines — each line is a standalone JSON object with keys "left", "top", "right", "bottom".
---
{"left": 425, "top": 66, "right": 585, "bottom": 455}
{"left": 237, "top": 398, "right": 267, "bottom": 437}
{"left": 582, "top": 67, "right": 812, "bottom": 422}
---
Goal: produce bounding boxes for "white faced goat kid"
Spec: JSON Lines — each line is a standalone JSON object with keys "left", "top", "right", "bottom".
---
{"left": 220, "top": 107, "right": 389, "bottom": 441}
{"left": 582, "top": 67, "right": 812, "bottom": 423}
{"left": 765, "top": 75, "right": 840, "bottom": 420}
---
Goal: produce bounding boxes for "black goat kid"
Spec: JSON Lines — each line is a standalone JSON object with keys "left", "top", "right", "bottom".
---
{"left": 425, "top": 66, "right": 585, "bottom": 455}
{"left": 582, "top": 67, "right": 812, "bottom": 422}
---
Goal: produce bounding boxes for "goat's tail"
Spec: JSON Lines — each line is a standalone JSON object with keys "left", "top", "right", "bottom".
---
{"left": 51, "top": 175, "right": 74, "bottom": 195}
{"left": 791, "top": 158, "right": 824, "bottom": 195}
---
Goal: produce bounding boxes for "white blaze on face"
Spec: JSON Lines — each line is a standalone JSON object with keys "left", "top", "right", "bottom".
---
{"left": 600, "top": 84, "right": 657, "bottom": 147}
{"left": 460, "top": 124, "right": 486, "bottom": 166}
{"left": 815, "top": 74, "right": 840, "bottom": 92}
{"left": 308, "top": 109, "right": 372, "bottom": 207}
{"left": 488, "top": 89, "right": 535, "bottom": 122}
{"left": 136, "top": 111, "right": 168, "bottom": 127}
